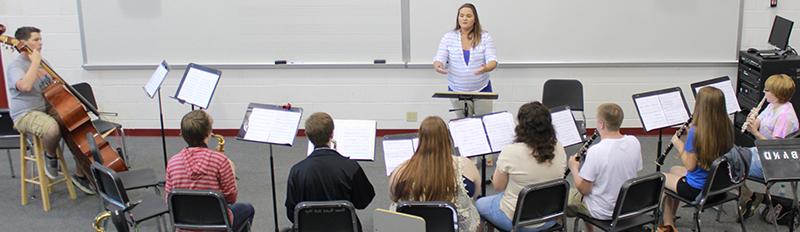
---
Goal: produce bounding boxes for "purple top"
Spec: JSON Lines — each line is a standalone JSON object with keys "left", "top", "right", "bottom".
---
{"left": 463, "top": 50, "right": 470, "bottom": 65}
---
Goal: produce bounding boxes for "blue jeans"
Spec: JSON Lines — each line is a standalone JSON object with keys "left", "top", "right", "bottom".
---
{"left": 230, "top": 202, "right": 255, "bottom": 231}
{"left": 748, "top": 147, "right": 765, "bottom": 181}
{"left": 476, "top": 193, "right": 555, "bottom": 232}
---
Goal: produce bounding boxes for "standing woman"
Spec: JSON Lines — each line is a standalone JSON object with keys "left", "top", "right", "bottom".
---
{"left": 434, "top": 3, "right": 498, "bottom": 116}
{"left": 389, "top": 116, "right": 480, "bottom": 232}
{"left": 660, "top": 87, "right": 734, "bottom": 230}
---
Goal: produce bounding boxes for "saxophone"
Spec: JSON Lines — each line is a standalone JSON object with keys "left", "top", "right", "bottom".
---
{"left": 212, "top": 133, "right": 237, "bottom": 178}
{"left": 92, "top": 211, "right": 111, "bottom": 232}
{"left": 212, "top": 133, "right": 225, "bottom": 152}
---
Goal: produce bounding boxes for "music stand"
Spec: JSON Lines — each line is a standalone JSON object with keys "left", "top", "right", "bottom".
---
{"left": 305, "top": 119, "right": 377, "bottom": 161}
{"left": 755, "top": 138, "right": 800, "bottom": 231}
{"left": 432, "top": 91, "right": 499, "bottom": 117}
{"left": 632, "top": 87, "right": 691, "bottom": 171}
{"left": 433, "top": 92, "right": 499, "bottom": 196}
{"left": 171, "top": 63, "right": 222, "bottom": 110}
{"left": 690, "top": 76, "right": 741, "bottom": 115}
{"left": 382, "top": 133, "right": 418, "bottom": 176}
{"left": 236, "top": 103, "right": 303, "bottom": 232}
{"left": 143, "top": 60, "right": 170, "bottom": 169}
{"left": 447, "top": 111, "right": 513, "bottom": 196}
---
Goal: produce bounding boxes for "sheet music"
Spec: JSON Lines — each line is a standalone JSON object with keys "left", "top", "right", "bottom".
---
{"left": 144, "top": 62, "right": 168, "bottom": 98}
{"left": 659, "top": 92, "right": 691, "bottom": 126}
{"left": 382, "top": 139, "right": 415, "bottom": 176}
{"left": 448, "top": 118, "right": 492, "bottom": 157}
{"left": 243, "top": 107, "right": 301, "bottom": 145}
{"left": 482, "top": 112, "right": 515, "bottom": 152}
{"left": 306, "top": 120, "right": 376, "bottom": 160}
{"left": 176, "top": 67, "right": 220, "bottom": 108}
{"left": 551, "top": 109, "right": 583, "bottom": 147}
{"left": 694, "top": 81, "right": 740, "bottom": 114}
{"left": 634, "top": 95, "right": 667, "bottom": 131}
{"left": 635, "top": 91, "right": 689, "bottom": 131}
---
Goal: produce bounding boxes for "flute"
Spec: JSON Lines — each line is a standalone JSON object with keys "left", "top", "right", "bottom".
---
{"left": 741, "top": 96, "right": 767, "bottom": 133}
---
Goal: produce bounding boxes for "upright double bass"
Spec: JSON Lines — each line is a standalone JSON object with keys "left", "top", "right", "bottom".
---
{"left": 0, "top": 24, "right": 127, "bottom": 172}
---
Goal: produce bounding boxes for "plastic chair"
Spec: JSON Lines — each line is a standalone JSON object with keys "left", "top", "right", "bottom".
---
{"left": 542, "top": 79, "right": 586, "bottom": 135}
{"left": 293, "top": 200, "right": 359, "bottom": 232}
{"left": 90, "top": 162, "right": 169, "bottom": 231}
{"left": 663, "top": 157, "right": 747, "bottom": 232}
{"left": 169, "top": 189, "right": 250, "bottom": 232}
{"left": 397, "top": 201, "right": 458, "bottom": 232}
{"left": 574, "top": 173, "right": 665, "bottom": 232}
{"left": 72, "top": 82, "right": 129, "bottom": 166}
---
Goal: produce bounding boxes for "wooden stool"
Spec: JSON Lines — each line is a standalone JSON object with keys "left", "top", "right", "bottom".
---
{"left": 19, "top": 132, "right": 76, "bottom": 212}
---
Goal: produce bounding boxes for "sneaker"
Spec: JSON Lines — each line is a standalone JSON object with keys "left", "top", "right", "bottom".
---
{"left": 71, "top": 174, "right": 96, "bottom": 195}
{"left": 43, "top": 154, "right": 60, "bottom": 180}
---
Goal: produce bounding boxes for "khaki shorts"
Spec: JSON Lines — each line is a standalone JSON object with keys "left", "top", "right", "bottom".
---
{"left": 566, "top": 188, "right": 590, "bottom": 217}
{"left": 14, "top": 111, "right": 58, "bottom": 138}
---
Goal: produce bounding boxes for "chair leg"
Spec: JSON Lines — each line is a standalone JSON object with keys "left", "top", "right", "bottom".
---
{"left": 118, "top": 127, "right": 129, "bottom": 167}
{"left": 19, "top": 134, "right": 27, "bottom": 206}
{"left": 737, "top": 196, "right": 747, "bottom": 232}
{"left": 7, "top": 149, "right": 14, "bottom": 178}
{"left": 573, "top": 217, "right": 581, "bottom": 232}
{"left": 693, "top": 210, "right": 701, "bottom": 232}
{"left": 57, "top": 146, "right": 76, "bottom": 200}
{"left": 32, "top": 138, "right": 51, "bottom": 211}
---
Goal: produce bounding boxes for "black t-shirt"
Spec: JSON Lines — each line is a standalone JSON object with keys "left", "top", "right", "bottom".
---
{"left": 285, "top": 148, "right": 375, "bottom": 223}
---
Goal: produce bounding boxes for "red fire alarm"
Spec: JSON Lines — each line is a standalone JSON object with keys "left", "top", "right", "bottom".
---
{"left": 771, "top": 0, "right": 777, "bottom": 7}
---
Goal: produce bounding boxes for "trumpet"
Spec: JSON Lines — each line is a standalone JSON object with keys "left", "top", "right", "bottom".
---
{"left": 741, "top": 96, "right": 767, "bottom": 133}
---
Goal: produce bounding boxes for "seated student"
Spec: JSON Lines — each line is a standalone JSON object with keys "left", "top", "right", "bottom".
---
{"left": 660, "top": 87, "right": 734, "bottom": 230}
{"left": 566, "top": 103, "right": 642, "bottom": 232}
{"left": 461, "top": 157, "right": 482, "bottom": 199}
{"left": 476, "top": 101, "right": 566, "bottom": 231}
{"left": 741, "top": 74, "right": 799, "bottom": 217}
{"left": 285, "top": 112, "right": 375, "bottom": 225}
{"left": 389, "top": 116, "right": 480, "bottom": 232}
{"left": 164, "top": 110, "right": 255, "bottom": 231}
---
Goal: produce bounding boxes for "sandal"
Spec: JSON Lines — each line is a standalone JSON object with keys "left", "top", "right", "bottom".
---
{"left": 657, "top": 224, "right": 678, "bottom": 232}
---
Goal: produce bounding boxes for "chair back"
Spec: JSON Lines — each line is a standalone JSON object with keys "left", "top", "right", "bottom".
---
{"left": 396, "top": 201, "right": 457, "bottom": 232}
{"left": 87, "top": 132, "right": 103, "bottom": 163}
{"left": 71, "top": 82, "right": 98, "bottom": 109}
{"left": 700, "top": 157, "right": 739, "bottom": 205}
{"left": 612, "top": 173, "right": 665, "bottom": 222}
{"left": 169, "top": 189, "right": 232, "bottom": 231}
{"left": 294, "top": 200, "right": 359, "bottom": 232}
{"left": 0, "top": 109, "right": 17, "bottom": 136}
{"left": 90, "top": 162, "right": 129, "bottom": 210}
{"left": 542, "top": 79, "right": 584, "bottom": 111}
{"left": 512, "top": 179, "right": 569, "bottom": 229}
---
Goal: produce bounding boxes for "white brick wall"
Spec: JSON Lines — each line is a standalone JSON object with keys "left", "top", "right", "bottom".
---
{"left": 1, "top": 0, "right": 798, "bottom": 130}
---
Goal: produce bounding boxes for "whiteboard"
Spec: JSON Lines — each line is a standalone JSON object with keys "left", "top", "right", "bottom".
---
{"left": 79, "top": 0, "right": 402, "bottom": 66}
{"left": 410, "top": 0, "right": 741, "bottom": 64}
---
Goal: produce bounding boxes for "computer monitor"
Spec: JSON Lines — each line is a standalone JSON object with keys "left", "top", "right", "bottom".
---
{"left": 768, "top": 15, "right": 794, "bottom": 51}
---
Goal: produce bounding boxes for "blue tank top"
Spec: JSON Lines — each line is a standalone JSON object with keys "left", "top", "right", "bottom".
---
{"left": 463, "top": 50, "right": 470, "bottom": 65}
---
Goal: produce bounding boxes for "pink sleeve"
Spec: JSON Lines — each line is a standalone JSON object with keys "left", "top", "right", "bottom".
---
{"left": 771, "top": 112, "right": 797, "bottom": 139}
{"left": 218, "top": 157, "right": 238, "bottom": 203}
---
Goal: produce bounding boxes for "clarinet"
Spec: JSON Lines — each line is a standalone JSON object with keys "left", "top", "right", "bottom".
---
{"left": 564, "top": 131, "right": 599, "bottom": 177}
{"left": 655, "top": 118, "right": 692, "bottom": 172}
{"left": 740, "top": 96, "right": 767, "bottom": 133}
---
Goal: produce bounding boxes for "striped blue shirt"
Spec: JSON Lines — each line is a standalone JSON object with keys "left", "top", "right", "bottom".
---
{"left": 434, "top": 30, "right": 498, "bottom": 92}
